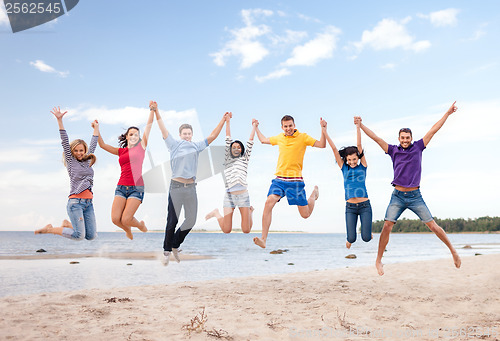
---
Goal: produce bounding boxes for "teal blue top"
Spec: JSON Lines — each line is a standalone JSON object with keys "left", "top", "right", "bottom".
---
{"left": 341, "top": 163, "right": 368, "bottom": 200}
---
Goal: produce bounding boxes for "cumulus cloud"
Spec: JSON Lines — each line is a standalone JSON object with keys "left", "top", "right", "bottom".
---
{"left": 283, "top": 26, "right": 341, "bottom": 67}
{"left": 418, "top": 8, "right": 460, "bottom": 27}
{"left": 353, "top": 18, "right": 431, "bottom": 53}
{"left": 29, "top": 60, "right": 69, "bottom": 77}
{"left": 211, "top": 9, "right": 273, "bottom": 69}
{"left": 0, "top": 4, "right": 9, "bottom": 26}
{"left": 255, "top": 68, "right": 291, "bottom": 83}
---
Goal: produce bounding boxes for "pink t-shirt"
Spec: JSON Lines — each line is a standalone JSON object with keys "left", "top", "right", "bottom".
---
{"left": 118, "top": 144, "right": 145, "bottom": 186}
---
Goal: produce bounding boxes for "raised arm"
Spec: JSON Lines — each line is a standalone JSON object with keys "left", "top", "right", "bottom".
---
{"left": 151, "top": 101, "right": 169, "bottom": 140}
{"left": 94, "top": 122, "right": 119, "bottom": 155}
{"left": 51, "top": 106, "right": 67, "bottom": 131}
{"left": 423, "top": 101, "right": 457, "bottom": 147}
{"left": 225, "top": 112, "right": 232, "bottom": 137}
{"left": 249, "top": 119, "right": 256, "bottom": 141}
{"left": 88, "top": 120, "right": 99, "bottom": 154}
{"left": 322, "top": 120, "right": 344, "bottom": 168}
{"left": 253, "top": 119, "right": 270, "bottom": 144}
{"left": 313, "top": 117, "right": 326, "bottom": 148}
{"left": 358, "top": 117, "right": 388, "bottom": 153}
{"left": 206, "top": 112, "right": 229, "bottom": 145}
{"left": 141, "top": 102, "right": 156, "bottom": 149}
{"left": 354, "top": 116, "right": 367, "bottom": 167}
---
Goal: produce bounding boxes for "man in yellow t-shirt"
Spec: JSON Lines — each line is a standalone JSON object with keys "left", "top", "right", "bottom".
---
{"left": 252, "top": 115, "right": 326, "bottom": 248}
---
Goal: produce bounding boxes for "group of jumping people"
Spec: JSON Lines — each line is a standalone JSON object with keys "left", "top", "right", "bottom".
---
{"left": 35, "top": 101, "right": 462, "bottom": 275}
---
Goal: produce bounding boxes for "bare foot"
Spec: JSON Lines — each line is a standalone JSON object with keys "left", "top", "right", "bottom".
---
{"left": 205, "top": 209, "right": 219, "bottom": 221}
{"left": 35, "top": 224, "right": 52, "bottom": 234}
{"left": 375, "top": 261, "right": 384, "bottom": 276}
{"left": 452, "top": 251, "right": 461, "bottom": 269}
{"left": 138, "top": 220, "right": 148, "bottom": 233}
{"left": 312, "top": 186, "right": 319, "bottom": 200}
{"left": 253, "top": 237, "right": 266, "bottom": 248}
{"left": 124, "top": 228, "right": 133, "bottom": 240}
{"left": 62, "top": 219, "right": 72, "bottom": 228}
{"left": 346, "top": 241, "right": 351, "bottom": 249}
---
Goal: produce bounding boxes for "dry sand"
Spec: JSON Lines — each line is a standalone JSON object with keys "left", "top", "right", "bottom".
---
{"left": 1, "top": 254, "right": 499, "bottom": 341}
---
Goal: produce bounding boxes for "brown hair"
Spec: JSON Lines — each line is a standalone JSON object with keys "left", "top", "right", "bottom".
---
{"left": 281, "top": 115, "right": 294, "bottom": 124}
{"left": 179, "top": 123, "right": 193, "bottom": 134}
{"left": 118, "top": 126, "right": 141, "bottom": 148}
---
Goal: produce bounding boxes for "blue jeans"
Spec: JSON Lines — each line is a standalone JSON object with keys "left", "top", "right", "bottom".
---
{"left": 63, "top": 198, "right": 97, "bottom": 241}
{"left": 345, "top": 200, "right": 372, "bottom": 243}
{"left": 384, "top": 189, "right": 433, "bottom": 223}
{"left": 163, "top": 181, "right": 198, "bottom": 252}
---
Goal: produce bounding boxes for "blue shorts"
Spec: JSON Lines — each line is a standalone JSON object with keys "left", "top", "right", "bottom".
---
{"left": 384, "top": 189, "right": 433, "bottom": 223}
{"left": 267, "top": 179, "right": 308, "bottom": 206}
{"left": 223, "top": 191, "right": 251, "bottom": 208}
{"left": 115, "top": 185, "right": 144, "bottom": 202}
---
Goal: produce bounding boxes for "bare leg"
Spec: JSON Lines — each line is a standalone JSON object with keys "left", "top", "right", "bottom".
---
{"left": 35, "top": 218, "right": 73, "bottom": 235}
{"left": 297, "top": 186, "right": 319, "bottom": 219}
{"left": 426, "top": 220, "right": 461, "bottom": 269}
{"left": 376, "top": 221, "right": 394, "bottom": 276}
{"left": 239, "top": 206, "right": 254, "bottom": 233}
{"left": 121, "top": 198, "right": 147, "bottom": 232}
{"left": 254, "top": 195, "right": 280, "bottom": 248}
{"left": 111, "top": 196, "right": 133, "bottom": 240}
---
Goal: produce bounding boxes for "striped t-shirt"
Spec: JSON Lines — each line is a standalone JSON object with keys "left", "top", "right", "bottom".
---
{"left": 60, "top": 130, "right": 98, "bottom": 197}
{"left": 223, "top": 137, "right": 253, "bottom": 191}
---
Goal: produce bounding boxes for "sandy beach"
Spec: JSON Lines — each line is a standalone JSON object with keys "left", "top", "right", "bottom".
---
{"left": 1, "top": 254, "right": 499, "bottom": 341}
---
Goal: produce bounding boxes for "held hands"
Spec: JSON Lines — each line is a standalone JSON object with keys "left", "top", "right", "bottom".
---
{"left": 320, "top": 117, "right": 327, "bottom": 129}
{"left": 354, "top": 116, "right": 362, "bottom": 127}
{"left": 224, "top": 112, "right": 232, "bottom": 121}
{"left": 446, "top": 101, "right": 457, "bottom": 116}
{"left": 51, "top": 106, "right": 67, "bottom": 120}
{"left": 91, "top": 120, "right": 99, "bottom": 130}
{"left": 252, "top": 118, "right": 259, "bottom": 127}
{"left": 149, "top": 100, "right": 158, "bottom": 112}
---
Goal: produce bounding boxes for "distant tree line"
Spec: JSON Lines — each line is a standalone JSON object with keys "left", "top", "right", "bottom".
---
{"left": 372, "top": 216, "right": 500, "bottom": 233}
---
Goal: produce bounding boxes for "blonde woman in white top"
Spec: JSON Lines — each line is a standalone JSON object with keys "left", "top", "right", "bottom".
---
{"left": 206, "top": 114, "right": 256, "bottom": 233}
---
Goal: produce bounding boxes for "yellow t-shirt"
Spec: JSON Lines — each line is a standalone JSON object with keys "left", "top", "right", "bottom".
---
{"left": 269, "top": 130, "right": 317, "bottom": 178}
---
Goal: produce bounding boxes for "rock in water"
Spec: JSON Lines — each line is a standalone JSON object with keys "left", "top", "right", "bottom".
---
{"left": 345, "top": 254, "right": 357, "bottom": 259}
{"left": 69, "top": 261, "right": 80, "bottom": 264}
{"left": 36, "top": 249, "right": 46, "bottom": 253}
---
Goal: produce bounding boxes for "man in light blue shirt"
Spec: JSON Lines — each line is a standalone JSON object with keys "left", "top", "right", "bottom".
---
{"left": 151, "top": 101, "right": 228, "bottom": 265}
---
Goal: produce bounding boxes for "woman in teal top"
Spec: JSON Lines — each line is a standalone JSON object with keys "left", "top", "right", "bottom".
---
{"left": 324, "top": 116, "right": 372, "bottom": 248}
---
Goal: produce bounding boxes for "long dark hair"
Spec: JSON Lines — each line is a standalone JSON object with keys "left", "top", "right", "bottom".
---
{"left": 338, "top": 146, "right": 363, "bottom": 164}
{"left": 230, "top": 140, "right": 245, "bottom": 158}
{"left": 118, "top": 126, "right": 141, "bottom": 148}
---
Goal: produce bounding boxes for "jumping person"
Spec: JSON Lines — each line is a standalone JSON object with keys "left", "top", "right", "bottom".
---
{"left": 358, "top": 102, "right": 461, "bottom": 275}
{"left": 94, "top": 103, "right": 154, "bottom": 240}
{"left": 35, "top": 107, "right": 98, "bottom": 240}
{"left": 152, "top": 101, "right": 228, "bottom": 265}
{"left": 253, "top": 115, "right": 326, "bottom": 248}
{"left": 205, "top": 113, "right": 256, "bottom": 233}
{"left": 323, "top": 117, "right": 372, "bottom": 248}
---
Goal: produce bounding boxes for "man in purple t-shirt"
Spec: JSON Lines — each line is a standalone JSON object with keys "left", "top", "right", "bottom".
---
{"left": 358, "top": 102, "right": 461, "bottom": 276}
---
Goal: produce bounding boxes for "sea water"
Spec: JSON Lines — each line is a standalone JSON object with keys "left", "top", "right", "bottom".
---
{"left": 1, "top": 231, "right": 499, "bottom": 297}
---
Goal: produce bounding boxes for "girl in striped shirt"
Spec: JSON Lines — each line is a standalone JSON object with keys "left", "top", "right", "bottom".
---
{"left": 205, "top": 114, "right": 256, "bottom": 233}
{"left": 35, "top": 107, "right": 99, "bottom": 241}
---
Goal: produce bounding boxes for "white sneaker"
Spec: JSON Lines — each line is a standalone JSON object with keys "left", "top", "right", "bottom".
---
{"left": 172, "top": 248, "right": 181, "bottom": 263}
{"left": 162, "top": 251, "right": 170, "bottom": 266}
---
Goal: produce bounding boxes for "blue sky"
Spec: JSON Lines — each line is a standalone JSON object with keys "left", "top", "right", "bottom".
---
{"left": 1, "top": 1, "right": 499, "bottom": 233}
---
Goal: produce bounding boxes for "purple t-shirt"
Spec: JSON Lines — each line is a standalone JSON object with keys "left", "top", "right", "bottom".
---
{"left": 386, "top": 139, "right": 426, "bottom": 188}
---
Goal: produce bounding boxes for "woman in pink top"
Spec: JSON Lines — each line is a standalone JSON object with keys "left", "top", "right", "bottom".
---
{"left": 95, "top": 102, "right": 155, "bottom": 240}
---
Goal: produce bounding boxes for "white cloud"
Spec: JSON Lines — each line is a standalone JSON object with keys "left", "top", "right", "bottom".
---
{"left": 211, "top": 9, "right": 273, "bottom": 69}
{"left": 69, "top": 105, "right": 198, "bottom": 127}
{"left": 0, "top": 4, "right": 9, "bottom": 26}
{"left": 255, "top": 68, "right": 291, "bottom": 83}
{"left": 381, "top": 63, "right": 396, "bottom": 70}
{"left": 29, "top": 60, "right": 69, "bottom": 77}
{"left": 353, "top": 18, "right": 431, "bottom": 54}
{"left": 418, "top": 8, "right": 460, "bottom": 27}
{"left": 283, "top": 26, "right": 341, "bottom": 67}
{"left": 269, "top": 29, "right": 308, "bottom": 45}
{"left": 297, "top": 13, "right": 322, "bottom": 23}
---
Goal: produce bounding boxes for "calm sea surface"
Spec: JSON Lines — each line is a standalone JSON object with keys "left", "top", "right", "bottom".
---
{"left": 1, "top": 231, "right": 499, "bottom": 297}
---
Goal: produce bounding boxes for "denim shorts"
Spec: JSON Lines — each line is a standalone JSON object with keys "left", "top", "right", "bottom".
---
{"left": 385, "top": 189, "right": 433, "bottom": 223}
{"left": 267, "top": 179, "right": 308, "bottom": 206}
{"left": 115, "top": 185, "right": 144, "bottom": 202}
{"left": 223, "top": 191, "right": 251, "bottom": 208}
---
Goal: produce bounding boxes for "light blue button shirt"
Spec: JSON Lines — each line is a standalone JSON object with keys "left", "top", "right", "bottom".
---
{"left": 165, "top": 134, "right": 208, "bottom": 180}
